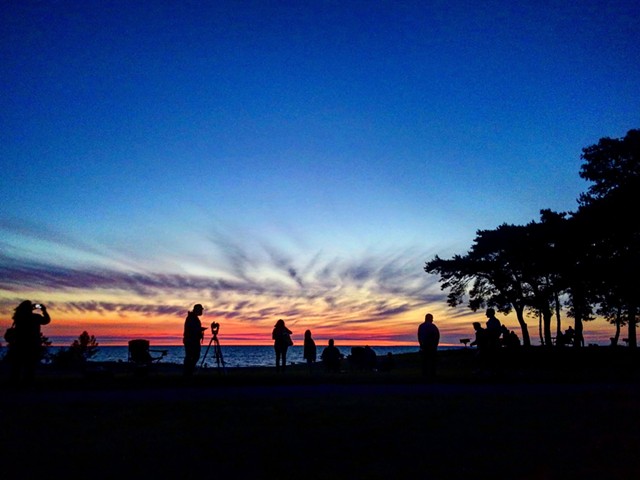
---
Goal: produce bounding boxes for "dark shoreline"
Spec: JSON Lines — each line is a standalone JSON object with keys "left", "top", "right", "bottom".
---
{"left": 3, "top": 347, "right": 640, "bottom": 393}
{"left": 2, "top": 348, "right": 640, "bottom": 479}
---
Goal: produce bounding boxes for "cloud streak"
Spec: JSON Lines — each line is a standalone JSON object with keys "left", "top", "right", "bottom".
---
{"left": 0, "top": 239, "right": 444, "bottom": 320}
{"left": 0, "top": 219, "right": 461, "bottom": 345}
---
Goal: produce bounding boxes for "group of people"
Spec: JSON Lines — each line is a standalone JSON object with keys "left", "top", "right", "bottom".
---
{"left": 181, "top": 305, "right": 347, "bottom": 375}
{"left": 271, "top": 311, "right": 440, "bottom": 379}
{"left": 4, "top": 300, "right": 519, "bottom": 382}
{"left": 272, "top": 318, "right": 344, "bottom": 373}
{"left": 184, "top": 306, "right": 350, "bottom": 374}
{"left": 470, "top": 308, "right": 521, "bottom": 351}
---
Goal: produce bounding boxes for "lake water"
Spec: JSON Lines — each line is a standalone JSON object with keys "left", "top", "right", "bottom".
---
{"left": 45, "top": 345, "right": 428, "bottom": 368}
{"left": 0, "top": 344, "right": 465, "bottom": 368}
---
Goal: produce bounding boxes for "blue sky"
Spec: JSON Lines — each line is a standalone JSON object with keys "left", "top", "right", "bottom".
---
{"left": 1, "top": 1, "right": 638, "bottom": 345}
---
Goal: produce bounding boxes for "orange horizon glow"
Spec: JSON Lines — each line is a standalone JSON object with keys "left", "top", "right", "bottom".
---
{"left": 1, "top": 307, "right": 622, "bottom": 348}
{"left": 0, "top": 274, "right": 625, "bottom": 350}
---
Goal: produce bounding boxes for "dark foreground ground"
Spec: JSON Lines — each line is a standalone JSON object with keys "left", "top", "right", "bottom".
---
{"left": 1, "top": 348, "right": 639, "bottom": 479}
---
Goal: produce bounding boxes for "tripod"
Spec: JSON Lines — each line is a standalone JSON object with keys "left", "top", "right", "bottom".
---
{"left": 200, "top": 323, "right": 226, "bottom": 373}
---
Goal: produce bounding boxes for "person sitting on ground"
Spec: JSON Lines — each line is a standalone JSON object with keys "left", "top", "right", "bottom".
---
{"left": 364, "top": 345, "right": 377, "bottom": 370}
{"left": 506, "top": 330, "right": 521, "bottom": 348}
{"left": 470, "top": 322, "right": 486, "bottom": 350}
{"left": 379, "top": 352, "right": 395, "bottom": 372}
{"left": 321, "top": 339, "right": 343, "bottom": 373}
{"left": 348, "top": 345, "right": 377, "bottom": 371}
{"left": 564, "top": 326, "right": 575, "bottom": 346}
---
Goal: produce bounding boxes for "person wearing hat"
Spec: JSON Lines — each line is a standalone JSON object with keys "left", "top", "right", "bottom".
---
{"left": 183, "top": 303, "right": 205, "bottom": 376}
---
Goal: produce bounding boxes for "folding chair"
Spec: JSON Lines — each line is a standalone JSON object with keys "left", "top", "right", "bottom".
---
{"left": 127, "top": 339, "right": 167, "bottom": 374}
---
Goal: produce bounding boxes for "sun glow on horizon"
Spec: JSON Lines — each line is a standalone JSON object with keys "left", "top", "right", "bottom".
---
{"left": 1, "top": 300, "right": 620, "bottom": 349}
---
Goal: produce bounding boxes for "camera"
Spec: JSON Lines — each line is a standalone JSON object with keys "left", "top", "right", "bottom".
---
{"left": 33, "top": 304, "right": 42, "bottom": 309}
{"left": 211, "top": 322, "right": 220, "bottom": 335}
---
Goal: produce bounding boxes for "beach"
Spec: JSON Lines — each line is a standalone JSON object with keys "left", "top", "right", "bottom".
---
{"left": 1, "top": 349, "right": 639, "bottom": 479}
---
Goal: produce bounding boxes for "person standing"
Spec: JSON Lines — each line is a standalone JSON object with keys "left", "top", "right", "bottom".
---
{"left": 484, "top": 308, "right": 502, "bottom": 374}
{"left": 8, "top": 300, "right": 51, "bottom": 387}
{"left": 183, "top": 304, "right": 205, "bottom": 377}
{"left": 272, "top": 319, "right": 293, "bottom": 372}
{"left": 303, "top": 329, "right": 316, "bottom": 372}
{"left": 485, "top": 308, "right": 502, "bottom": 345}
{"left": 417, "top": 312, "right": 440, "bottom": 380}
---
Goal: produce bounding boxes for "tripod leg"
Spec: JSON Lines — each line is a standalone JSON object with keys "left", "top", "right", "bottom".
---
{"left": 200, "top": 337, "right": 215, "bottom": 368}
{"left": 213, "top": 337, "right": 226, "bottom": 373}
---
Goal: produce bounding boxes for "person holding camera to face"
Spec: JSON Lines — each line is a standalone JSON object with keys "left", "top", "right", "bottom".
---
{"left": 7, "top": 300, "right": 51, "bottom": 386}
{"left": 183, "top": 303, "right": 206, "bottom": 377}
{"left": 272, "top": 319, "right": 293, "bottom": 373}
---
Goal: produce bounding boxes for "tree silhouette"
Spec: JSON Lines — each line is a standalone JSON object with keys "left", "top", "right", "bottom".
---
{"left": 52, "top": 331, "right": 99, "bottom": 367}
{"left": 425, "top": 129, "right": 638, "bottom": 348}
{"left": 577, "top": 129, "right": 639, "bottom": 347}
{"left": 425, "top": 221, "right": 540, "bottom": 347}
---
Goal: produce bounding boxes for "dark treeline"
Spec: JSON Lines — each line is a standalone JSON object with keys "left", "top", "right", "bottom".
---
{"left": 425, "top": 129, "right": 639, "bottom": 348}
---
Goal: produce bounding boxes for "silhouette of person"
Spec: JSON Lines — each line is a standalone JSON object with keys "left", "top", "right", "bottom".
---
{"left": 183, "top": 304, "right": 205, "bottom": 377}
{"left": 364, "top": 345, "right": 377, "bottom": 370}
{"left": 500, "top": 324, "right": 510, "bottom": 346}
{"left": 470, "top": 321, "right": 489, "bottom": 373}
{"left": 272, "top": 319, "right": 293, "bottom": 372}
{"left": 321, "top": 339, "right": 343, "bottom": 373}
{"left": 485, "top": 308, "right": 502, "bottom": 349}
{"left": 303, "top": 329, "right": 316, "bottom": 371}
{"left": 8, "top": 300, "right": 51, "bottom": 386}
{"left": 507, "top": 330, "right": 521, "bottom": 348}
{"left": 564, "top": 326, "right": 575, "bottom": 346}
{"left": 379, "top": 352, "right": 395, "bottom": 372}
{"left": 417, "top": 313, "right": 440, "bottom": 379}
{"left": 485, "top": 308, "right": 503, "bottom": 366}
{"left": 470, "top": 322, "right": 487, "bottom": 350}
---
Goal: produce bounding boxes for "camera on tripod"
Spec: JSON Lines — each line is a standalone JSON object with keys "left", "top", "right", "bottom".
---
{"left": 201, "top": 321, "right": 226, "bottom": 372}
{"left": 210, "top": 321, "right": 220, "bottom": 336}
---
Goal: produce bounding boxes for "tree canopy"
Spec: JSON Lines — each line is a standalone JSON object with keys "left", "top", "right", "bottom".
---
{"left": 425, "top": 129, "right": 639, "bottom": 347}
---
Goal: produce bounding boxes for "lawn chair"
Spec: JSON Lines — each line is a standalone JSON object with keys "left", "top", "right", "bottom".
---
{"left": 127, "top": 339, "right": 167, "bottom": 375}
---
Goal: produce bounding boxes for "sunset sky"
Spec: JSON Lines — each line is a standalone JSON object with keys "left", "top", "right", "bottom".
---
{"left": 2, "top": 1, "right": 639, "bottom": 346}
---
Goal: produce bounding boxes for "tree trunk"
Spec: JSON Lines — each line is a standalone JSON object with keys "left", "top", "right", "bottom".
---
{"left": 611, "top": 306, "right": 622, "bottom": 347}
{"left": 628, "top": 304, "right": 637, "bottom": 349}
{"left": 538, "top": 311, "right": 544, "bottom": 346}
{"left": 612, "top": 321, "right": 620, "bottom": 346}
{"left": 515, "top": 306, "right": 531, "bottom": 347}
{"left": 574, "top": 314, "right": 584, "bottom": 347}
{"left": 542, "top": 306, "right": 553, "bottom": 347}
{"left": 555, "top": 291, "right": 562, "bottom": 338}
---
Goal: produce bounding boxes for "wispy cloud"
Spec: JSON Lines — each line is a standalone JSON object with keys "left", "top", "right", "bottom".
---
{"left": 0, "top": 221, "right": 453, "bottom": 340}
{"left": 1, "top": 249, "right": 442, "bottom": 312}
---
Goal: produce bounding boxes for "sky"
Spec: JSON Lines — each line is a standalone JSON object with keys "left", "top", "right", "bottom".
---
{"left": 1, "top": 0, "right": 639, "bottom": 346}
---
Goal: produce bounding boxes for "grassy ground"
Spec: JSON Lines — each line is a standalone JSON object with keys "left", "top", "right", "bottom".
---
{"left": 1, "top": 348, "right": 639, "bottom": 479}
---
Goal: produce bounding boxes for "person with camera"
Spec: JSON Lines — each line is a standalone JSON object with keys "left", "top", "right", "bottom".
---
{"left": 272, "top": 319, "right": 293, "bottom": 372}
{"left": 183, "top": 303, "right": 206, "bottom": 377}
{"left": 8, "top": 300, "right": 51, "bottom": 386}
